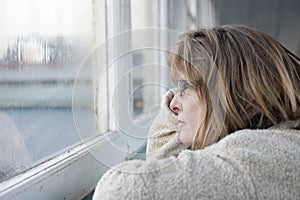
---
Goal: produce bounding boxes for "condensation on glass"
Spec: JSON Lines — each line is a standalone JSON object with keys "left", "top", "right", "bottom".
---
{"left": 0, "top": 0, "right": 94, "bottom": 183}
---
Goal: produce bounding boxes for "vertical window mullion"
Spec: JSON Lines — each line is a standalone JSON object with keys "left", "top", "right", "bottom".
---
{"left": 93, "top": 0, "right": 108, "bottom": 134}
{"left": 106, "top": 0, "right": 132, "bottom": 132}
{"left": 196, "top": 0, "right": 217, "bottom": 26}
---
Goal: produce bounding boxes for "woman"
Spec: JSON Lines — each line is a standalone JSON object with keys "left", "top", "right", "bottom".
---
{"left": 93, "top": 25, "right": 300, "bottom": 199}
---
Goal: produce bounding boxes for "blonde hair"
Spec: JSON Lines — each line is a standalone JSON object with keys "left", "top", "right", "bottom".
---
{"left": 169, "top": 24, "right": 300, "bottom": 150}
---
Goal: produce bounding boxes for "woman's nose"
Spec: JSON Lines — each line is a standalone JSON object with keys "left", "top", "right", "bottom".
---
{"left": 170, "top": 95, "right": 181, "bottom": 115}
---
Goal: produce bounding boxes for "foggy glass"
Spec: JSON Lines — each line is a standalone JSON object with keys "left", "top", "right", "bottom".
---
{"left": 0, "top": 0, "right": 94, "bottom": 183}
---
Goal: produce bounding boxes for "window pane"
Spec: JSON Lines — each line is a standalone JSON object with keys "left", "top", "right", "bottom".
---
{"left": 0, "top": 0, "right": 94, "bottom": 183}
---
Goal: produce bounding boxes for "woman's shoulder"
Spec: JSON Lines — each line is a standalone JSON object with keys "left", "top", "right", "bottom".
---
{"left": 216, "top": 126, "right": 300, "bottom": 151}
{"left": 205, "top": 127, "right": 300, "bottom": 161}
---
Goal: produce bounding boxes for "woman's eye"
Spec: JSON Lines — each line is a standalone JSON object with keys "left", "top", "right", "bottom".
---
{"left": 177, "top": 79, "right": 192, "bottom": 97}
{"left": 178, "top": 90, "right": 185, "bottom": 96}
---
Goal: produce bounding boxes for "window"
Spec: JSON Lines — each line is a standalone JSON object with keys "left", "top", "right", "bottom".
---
{"left": 0, "top": 0, "right": 95, "bottom": 183}
{"left": 0, "top": 0, "right": 219, "bottom": 199}
{"left": 0, "top": 0, "right": 100, "bottom": 199}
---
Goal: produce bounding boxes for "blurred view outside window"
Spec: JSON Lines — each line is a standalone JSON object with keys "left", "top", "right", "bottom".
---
{"left": 0, "top": 0, "right": 94, "bottom": 183}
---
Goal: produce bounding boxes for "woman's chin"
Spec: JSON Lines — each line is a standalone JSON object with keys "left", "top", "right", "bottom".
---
{"left": 179, "top": 131, "right": 193, "bottom": 145}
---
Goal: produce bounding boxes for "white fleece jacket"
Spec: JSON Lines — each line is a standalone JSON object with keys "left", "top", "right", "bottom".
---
{"left": 93, "top": 126, "right": 300, "bottom": 199}
{"left": 93, "top": 90, "right": 300, "bottom": 199}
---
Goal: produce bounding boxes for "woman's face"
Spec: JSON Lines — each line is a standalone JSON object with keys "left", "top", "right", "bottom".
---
{"left": 170, "top": 76, "right": 206, "bottom": 145}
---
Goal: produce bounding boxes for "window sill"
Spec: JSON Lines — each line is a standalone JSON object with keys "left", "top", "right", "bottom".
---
{"left": 0, "top": 130, "right": 147, "bottom": 200}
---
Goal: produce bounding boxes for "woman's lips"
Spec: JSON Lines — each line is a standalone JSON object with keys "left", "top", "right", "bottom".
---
{"left": 178, "top": 120, "right": 185, "bottom": 128}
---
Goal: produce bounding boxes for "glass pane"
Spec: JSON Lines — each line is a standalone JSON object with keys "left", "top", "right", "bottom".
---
{"left": 131, "top": 50, "right": 162, "bottom": 118}
{"left": 0, "top": 0, "right": 94, "bottom": 183}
